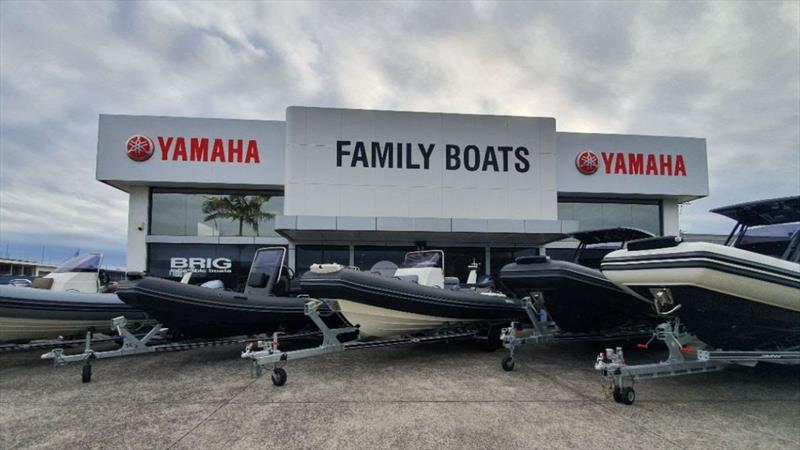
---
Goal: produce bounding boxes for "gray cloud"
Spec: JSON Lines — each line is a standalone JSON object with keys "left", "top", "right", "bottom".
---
{"left": 1, "top": 0, "right": 798, "bottom": 263}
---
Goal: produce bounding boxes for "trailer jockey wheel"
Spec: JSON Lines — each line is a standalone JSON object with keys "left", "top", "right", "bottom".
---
{"left": 620, "top": 387, "right": 635, "bottom": 405}
{"left": 82, "top": 363, "right": 92, "bottom": 383}
{"left": 271, "top": 367, "right": 287, "bottom": 386}
{"left": 501, "top": 356, "right": 515, "bottom": 372}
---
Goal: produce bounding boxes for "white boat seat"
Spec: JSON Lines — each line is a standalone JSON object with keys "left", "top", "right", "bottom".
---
{"left": 395, "top": 275, "right": 419, "bottom": 284}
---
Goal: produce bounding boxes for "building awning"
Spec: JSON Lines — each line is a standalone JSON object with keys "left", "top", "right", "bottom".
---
{"left": 275, "top": 215, "right": 578, "bottom": 246}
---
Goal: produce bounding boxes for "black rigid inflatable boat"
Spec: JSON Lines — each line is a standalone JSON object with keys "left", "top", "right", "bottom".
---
{"left": 300, "top": 250, "right": 527, "bottom": 338}
{"left": 117, "top": 247, "right": 345, "bottom": 339}
{"left": 497, "top": 228, "right": 658, "bottom": 333}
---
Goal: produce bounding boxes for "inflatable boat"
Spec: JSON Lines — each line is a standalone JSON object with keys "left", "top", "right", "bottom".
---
{"left": 117, "top": 247, "right": 346, "bottom": 339}
{"left": 601, "top": 196, "right": 800, "bottom": 350}
{"left": 497, "top": 228, "right": 658, "bottom": 333}
{"left": 0, "top": 253, "right": 150, "bottom": 343}
{"left": 300, "top": 250, "right": 526, "bottom": 338}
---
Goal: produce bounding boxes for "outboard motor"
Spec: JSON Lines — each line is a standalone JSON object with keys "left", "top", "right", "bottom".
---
{"left": 200, "top": 279, "right": 225, "bottom": 290}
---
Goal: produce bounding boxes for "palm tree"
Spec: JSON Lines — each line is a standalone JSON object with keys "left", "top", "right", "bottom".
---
{"left": 202, "top": 195, "right": 276, "bottom": 236}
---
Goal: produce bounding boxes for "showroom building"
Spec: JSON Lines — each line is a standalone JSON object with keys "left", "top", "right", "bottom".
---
{"left": 96, "top": 106, "right": 708, "bottom": 289}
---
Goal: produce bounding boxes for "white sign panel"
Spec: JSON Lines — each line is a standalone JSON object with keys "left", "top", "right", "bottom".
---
{"left": 284, "top": 107, "right": 558, "bottom": 220}
{"left": 556, "top": 132, "right": 708, "bottom": 199}
{"left": 96, "top": 114, "right": 285, "bottom": 188}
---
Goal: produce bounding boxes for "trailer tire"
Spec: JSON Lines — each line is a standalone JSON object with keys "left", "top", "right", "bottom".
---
{"left": 82, "top": 364, "right": 92, "bottom": 383}
{"left": 271, "top": 367, "right": 287, "bottom": 386}
{"left": 612, "top": 387, "right": 622, "bottom": 403}
{"left": 501, "top": 356, "right": 515, "bottom": 372}
{"left": 621, "top": 387, "right": 635, "bottom": 405}
{"left": 483, "top": 325, "right": 503, "bottom": 352}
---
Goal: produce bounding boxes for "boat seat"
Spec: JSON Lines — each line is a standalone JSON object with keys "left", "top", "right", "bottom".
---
{"left": 395, "top": 275, "right": 419, "bottom": 284}
{"left": 31, "top": 278, "right": 53, "bottom": 290}
{"left": 443, "top": 277, "right": 460, "bottom": 290}
{"left": 287, "top": 277, "right": 304, "bottom": 295}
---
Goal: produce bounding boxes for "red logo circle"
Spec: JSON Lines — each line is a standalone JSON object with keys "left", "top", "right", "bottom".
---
{"left": 126, "top": 135, "right": 154, "bottom": 162}
{"left": 575, "top": 150, "right": 599, "bottom": 175}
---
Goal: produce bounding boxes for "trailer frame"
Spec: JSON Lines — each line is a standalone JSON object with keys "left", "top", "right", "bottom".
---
{"left": 594, "top": 320, "right": 800, "bottom": 405}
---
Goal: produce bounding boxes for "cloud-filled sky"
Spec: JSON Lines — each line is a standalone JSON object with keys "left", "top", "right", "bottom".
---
{"left": 1, "top": 1, "right": 798, "bottom": 267}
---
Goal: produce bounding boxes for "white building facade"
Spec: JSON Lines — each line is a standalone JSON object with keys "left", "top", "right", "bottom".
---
{"left": 96, "top": 107, "right": 708, "bottom": 288}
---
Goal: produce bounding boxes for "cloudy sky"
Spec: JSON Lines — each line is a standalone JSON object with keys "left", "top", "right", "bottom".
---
{"left": 1, "top": 1, "right": 798, "bottom": 267}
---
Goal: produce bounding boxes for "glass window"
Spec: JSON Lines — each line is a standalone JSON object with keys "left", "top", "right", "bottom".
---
{"left": 558, "top": 200, "right": 661, "bottom": 235}
{"left": 150, "top": 191, "right": 283, "bottom": 237}
{"left": 354, "top": 246, "right": 416, "bottom": 272}
{"left": 147, "top": 244, "right": 286, "bottom": 292}
{"left": 490, "top": 248, "right": 539, "bottom": 272}
{"left": 439, "top": 247, "right": 485, "bottom": 283}
{"left": 295, "top": 246, "right": 350, "bottom": 275}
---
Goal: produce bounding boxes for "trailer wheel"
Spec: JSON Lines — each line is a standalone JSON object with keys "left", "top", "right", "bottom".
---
{"left": 612, "top": 386, "right": 622, "bottom": 403}
{"left": 484, "top": 325, "right": 503, "bottom": 351}
{"left": 271, "top": 367, "right": 287, "bottom": 386}
{"left": 81, "top": 364, "right": 92, "bottom": 383}
{"left": 501, "top": 356, "right": 515, "bottom": 372}
{"left": 620, "top": 387, "right": 635, "bottom": 405}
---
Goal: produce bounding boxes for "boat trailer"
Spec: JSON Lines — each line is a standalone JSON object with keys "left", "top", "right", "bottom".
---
{"left": 40, "top": 316, "right": 320, "bottom": 383}
{"left": 594, "top": 320, "right": 800, "bottom": 405}
{"left": 498, "top": 296, "right": 652, "bottom": 372}
{"left": 242, "top": 299, "right": 480, "bottom": 386}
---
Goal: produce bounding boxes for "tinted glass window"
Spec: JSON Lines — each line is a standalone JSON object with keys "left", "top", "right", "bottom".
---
{"left": 150, "top": 191, "right": 283, "bottom": 237}
{"left": 490, "top": 248, "right": 539, "bottom": 272}
{"left": 295, "top": 246, "right": 350, "bottom": 275}
{"left": 439, "top": 247, "right": 485, "bottom": 283}
{"left": 558, "top": 200, "right": 661, "bottom": 235}
{"left": 147, "top": 244, "right": 286, "bottom": 292}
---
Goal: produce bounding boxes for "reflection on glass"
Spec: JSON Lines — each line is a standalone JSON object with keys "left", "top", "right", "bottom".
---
{"left": 296, "top": 246, "right": 350, "bottom": 275}
{"left": 150, "top": 192, "right": 283, "bottom": 237}
{"left": 558, "top": 201, "right": 660, "bottom": 235}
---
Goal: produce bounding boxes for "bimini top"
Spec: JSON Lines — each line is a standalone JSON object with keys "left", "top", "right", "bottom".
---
{"left": 711, "top": 195, "right": 800, "bottom": 226}
{"left": 569, "top": 227, "right": 654, "bottom": 245}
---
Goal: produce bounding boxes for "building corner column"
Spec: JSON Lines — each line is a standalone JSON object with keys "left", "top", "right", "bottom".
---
{"left": 126, "top": 186, "right": 149, "bottom": 272}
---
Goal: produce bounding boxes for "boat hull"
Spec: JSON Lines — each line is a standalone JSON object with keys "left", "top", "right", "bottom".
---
{"left": 0, "top": 285, "right": 150, "bottom": 343}
{"left": 116, "top": 277, "right": 342, "bottom": 339}
{"left": 334, "top": 299, "right": 479, "bottom": 338}
{"left": 301, "top": 268, "right": 526, "bottom": 320}
{"left": 602, "top": 242, "right": 800, "bottom": 350}
{"left": 498, "top": 260, "right": 658, "bottom": 333}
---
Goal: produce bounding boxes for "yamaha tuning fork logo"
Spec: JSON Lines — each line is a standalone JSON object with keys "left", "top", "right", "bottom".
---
{"left": 126, "top": 135, "right": 155, "bottom": 162}
{"left": 575, "top": 150, "right": 599, "bottom": 175}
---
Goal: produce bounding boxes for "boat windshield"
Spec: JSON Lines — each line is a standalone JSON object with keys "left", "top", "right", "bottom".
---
{"left": 53, "top": 254, "right": 102, "bottom": 273}
{"left": 734, "top": 222, "right": 800, "bottom": 258}
{"left": 251, "top": 248, "right": 285, "bottom": 279}
{"left": 400, "top": 251, "right": 443, "bottom": 269}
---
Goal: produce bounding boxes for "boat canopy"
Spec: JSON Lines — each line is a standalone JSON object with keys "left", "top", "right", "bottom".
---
{"left": 711, "top": 195, "right": 800, "bottom": 226}
{"left": 569, "top": 227, "right": 654, "bottom": 245}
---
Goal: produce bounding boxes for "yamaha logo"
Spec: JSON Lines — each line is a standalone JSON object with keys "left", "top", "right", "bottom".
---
{"left": 575, "top": 150, "right": 599, "bottom": 175}
{"left": 126, "top": 135, "right": 154, "bottom": 162}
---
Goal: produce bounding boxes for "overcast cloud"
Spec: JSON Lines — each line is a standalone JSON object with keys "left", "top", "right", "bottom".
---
{"left": 1, "top": 1, "right": 798, "bottom": 266}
